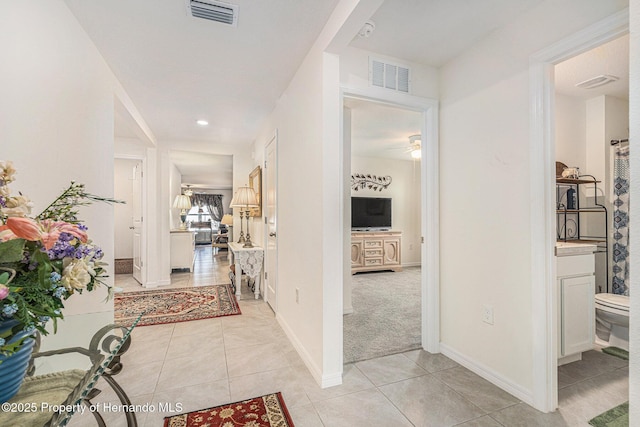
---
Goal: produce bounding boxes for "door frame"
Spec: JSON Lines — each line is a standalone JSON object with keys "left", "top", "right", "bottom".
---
{"left": 264, "top": 131, "right": 279, "bottom": 311}
{"left": 529, "top": 9, "right": 628, "bottom": 412}
{"left": 114, "top": 154, "right": 148, "bottom": 287}
{"left": 341, "top": 86, "right": 440, "bottom": 352}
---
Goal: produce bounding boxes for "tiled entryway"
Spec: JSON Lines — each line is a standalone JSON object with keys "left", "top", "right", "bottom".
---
{"left": 68, "top": 247, "right": 628, "bottom": 426}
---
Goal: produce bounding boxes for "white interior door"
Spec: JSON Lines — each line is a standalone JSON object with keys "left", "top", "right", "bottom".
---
{"left": 265, "top": 135, "right": 278, "bottom": 312}
{"left": 132, "top": 161, "right": 143, "bottom": 284}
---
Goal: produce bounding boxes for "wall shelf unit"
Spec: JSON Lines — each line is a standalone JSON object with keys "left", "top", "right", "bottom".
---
{"left": 556, "top": 175, "right": 609, "bottom": 292}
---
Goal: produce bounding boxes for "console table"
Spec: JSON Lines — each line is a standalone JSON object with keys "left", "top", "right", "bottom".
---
{"left": 0, "top": 315, "right": 141, "bottom": 427}
{"left": 229, "top": 242, "right": 264, "bottom": 300}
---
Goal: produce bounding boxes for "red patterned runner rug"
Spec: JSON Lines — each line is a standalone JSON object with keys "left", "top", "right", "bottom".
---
{"left": 164, "top": 392, "right": 295, "bottom": 427}
{"left": 114, "top": 284, "right": 241, "bottom": 327}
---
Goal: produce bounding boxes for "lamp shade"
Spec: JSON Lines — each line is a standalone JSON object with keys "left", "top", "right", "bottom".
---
{"left": 221, "top": 214, "right": 233, "bottom": 225}
{"left": 173, "top": 194, "right": 192, "bottom": 210}
{"left": 230, "top": 187, "right": 258, "bottom": 208}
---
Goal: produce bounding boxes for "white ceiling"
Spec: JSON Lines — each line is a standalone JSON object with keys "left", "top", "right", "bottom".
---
{"left": 349, "top": 0, "right": 544, "bottom": 67}
{"left": 64, "top": 0, "right": 339, "bottom": 144}
{"left": 169, "top": 150, "right": 233, "bottom": 190}
{"left": 555, "top": 34, "right": 629, "bottom": 100}
{"left": 346, "top": 98, "right": 422, "bottom": 161}
{"left": 66, "top": 0, "right": 628, "bottom": 169}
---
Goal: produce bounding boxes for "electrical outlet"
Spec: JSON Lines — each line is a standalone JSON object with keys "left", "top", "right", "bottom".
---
{"left": 295, "top": 288, "right": 300, "bottom": 303}
{"left": 482, "top": 305, "right": 494, "bottom": 325}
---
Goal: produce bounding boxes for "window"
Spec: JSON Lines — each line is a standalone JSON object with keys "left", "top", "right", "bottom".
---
{"left": 186, "top": 206, "right": 219, "bottom": 230}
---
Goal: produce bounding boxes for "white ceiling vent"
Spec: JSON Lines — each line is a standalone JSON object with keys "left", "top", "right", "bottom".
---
{"left": 187, "top": 0, "right": 238, "bottom": 27}
{"left": 370, "top": 58, "right": 410, "bottom": 93}
{"left": 575, "top": 74, "right": 619, "bottom": 89}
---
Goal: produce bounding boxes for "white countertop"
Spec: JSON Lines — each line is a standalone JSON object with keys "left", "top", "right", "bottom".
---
{"left": 555, "top": 241, "right": 597, "bottom": 256}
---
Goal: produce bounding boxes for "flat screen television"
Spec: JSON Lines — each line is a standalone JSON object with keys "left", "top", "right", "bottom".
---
{"left": 351, "top": 197, "right": 392, "bottom": 230}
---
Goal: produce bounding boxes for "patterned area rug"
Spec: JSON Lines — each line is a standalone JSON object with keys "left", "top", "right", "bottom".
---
{"left": 164, "top": 392, "right": 295, "bottom": 427}
{"left": 114, "top": 284, "right": 241, "bottom": 327}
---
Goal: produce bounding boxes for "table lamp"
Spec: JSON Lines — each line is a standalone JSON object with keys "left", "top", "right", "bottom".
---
{"left": 173, "top": 194, "right": 192, "bottom": 229}
{"left": 229, "top": 186, "right": 258, "bottom": 247}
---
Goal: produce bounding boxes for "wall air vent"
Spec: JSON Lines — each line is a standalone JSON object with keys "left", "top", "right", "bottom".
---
{"left": 370, "top": 58, "right": 410, "bottom": 93}
{"left": 187, "top": 0, "right": 238, "bottom": 27}
{"left": 575, "top": 74, "right": 619, "bottom": 89}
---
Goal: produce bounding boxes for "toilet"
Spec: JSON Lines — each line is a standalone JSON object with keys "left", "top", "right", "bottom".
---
{"left": 595, "top": 293, "right": 630, "bottom": 351}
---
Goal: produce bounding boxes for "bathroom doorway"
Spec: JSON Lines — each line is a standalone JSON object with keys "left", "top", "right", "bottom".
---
{"left": 554, "top": 33, "right": 630, "bottom": 356}
{"left": 529, "top": 11, "right": 629, "bottom": 411}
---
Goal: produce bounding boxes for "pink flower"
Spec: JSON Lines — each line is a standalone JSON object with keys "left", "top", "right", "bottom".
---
{"left": 5, "top": 217, "right": 40, "bottom": 241}
{"left": 0, "top": 225, "right": 18, "bottom": 242}
{"left": 0, "top": 284, "right": 8, "bottom": 300}
{"left": 5, "top": 218, "right": 88, "bottom": 250}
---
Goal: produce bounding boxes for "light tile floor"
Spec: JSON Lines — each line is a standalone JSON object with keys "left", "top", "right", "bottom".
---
{"left": 69, "top": 246, "right": 628, "bottom": 426}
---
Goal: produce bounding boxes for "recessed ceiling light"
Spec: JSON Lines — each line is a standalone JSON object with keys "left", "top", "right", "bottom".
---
{"left": 196, "top": 119, "right": 209, "bottom": 126}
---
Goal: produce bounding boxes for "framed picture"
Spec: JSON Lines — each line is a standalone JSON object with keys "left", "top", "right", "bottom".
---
{"left": 249, "top": 165, "right": 262, "bottom": 217}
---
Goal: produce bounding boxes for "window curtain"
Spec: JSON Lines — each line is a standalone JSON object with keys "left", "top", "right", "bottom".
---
{"left": 191, "top": 194, "right": 224, "bottom": 222}
{"left": 612, "top": 145, "right": 629, "bottom": 295}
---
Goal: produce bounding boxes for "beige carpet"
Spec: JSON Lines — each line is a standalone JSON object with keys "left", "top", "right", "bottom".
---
{"left": 344, "top": 267, "right": 421, "bottom": 363}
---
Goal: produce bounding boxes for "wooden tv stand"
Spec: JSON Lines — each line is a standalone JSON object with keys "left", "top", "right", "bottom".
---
{"left": 351, "top": 230, "right": 402, "bottom": 274}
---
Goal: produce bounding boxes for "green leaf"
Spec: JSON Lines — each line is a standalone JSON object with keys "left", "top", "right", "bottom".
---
{"left": 0, "top": 239, "right": 26, "bottom": 263}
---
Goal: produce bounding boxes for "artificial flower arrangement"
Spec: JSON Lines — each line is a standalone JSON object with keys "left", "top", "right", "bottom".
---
{"left": 0, "top": 161, "right": 120, "bottom": 357}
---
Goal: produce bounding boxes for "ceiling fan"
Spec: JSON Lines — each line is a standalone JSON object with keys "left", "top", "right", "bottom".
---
{"left": 381, "top": 134, "right": 422, "bottom": 159}
{"left": 407, "top": 134, "right": 421, "bottom": 159}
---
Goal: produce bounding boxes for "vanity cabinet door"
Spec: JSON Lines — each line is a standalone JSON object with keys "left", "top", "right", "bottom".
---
{"left": 559, "top": 275, "right": 595, "bottom": 357}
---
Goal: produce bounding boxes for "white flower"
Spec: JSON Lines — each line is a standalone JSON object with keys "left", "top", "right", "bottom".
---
{"left": 0, "top": 161, "right": 16, "bottom": 184}
{"left": 1, "top": 195, "right": 33, "bottom": 217}
{"left": 61, "top": 257, "right": 96, "bottom": 291}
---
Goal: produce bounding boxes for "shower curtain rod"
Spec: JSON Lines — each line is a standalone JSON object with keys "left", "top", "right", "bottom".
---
{"left": 610, "top": 139, "right": 629, "bottom": 146}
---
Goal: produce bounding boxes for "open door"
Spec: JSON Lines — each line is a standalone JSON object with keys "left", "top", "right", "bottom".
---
{"left": 264, "top": 134, "right": 278, "bottom": 312}
{"left": 132, "top": 161, "right": 143, "bottom": 284}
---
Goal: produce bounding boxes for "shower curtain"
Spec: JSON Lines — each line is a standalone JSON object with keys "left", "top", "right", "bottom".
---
{"left": 612, "top": 145, "right": 629, "bottom": 295}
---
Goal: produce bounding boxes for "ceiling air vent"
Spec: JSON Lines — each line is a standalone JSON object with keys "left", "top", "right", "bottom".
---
{"left": 575, "top": 74, "right": 619, "bottom": 89}
{"left": 187, "top": 0, "right": 238, "bottom": 27}
{"left": 370, "top": 58, "right": 410, "bottom": 93}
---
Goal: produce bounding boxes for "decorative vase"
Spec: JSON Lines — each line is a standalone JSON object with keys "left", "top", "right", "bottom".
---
{"left": 0, "top": 320, "right": 36, "bottom": 404}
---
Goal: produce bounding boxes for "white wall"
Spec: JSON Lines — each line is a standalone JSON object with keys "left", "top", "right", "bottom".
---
{"left": 251, "top": 0, "right": 388, "bottom": 387}
{"left": 585, "top": 95, "right": 629, "bottom": 291}
{"left": 254, "top": 50, "right": 326, "bottom": 383}
{"left": 0, "top": 0, "right": 143, "bottom": 347}
{"left": 628, "top": 1, "right": 639, "bottom": 422}
{"left": 351, "top": 156, "right": 421, "bottom": 265}
{"left": 340, "top": 46, "right": 439, "bottom": 99}
{"left": 169, "top": 163, "right": 183, "bottom": 230}
{"left": 555, "top": 94, "right": 587, "bottom": 171}
{"left": 438, "top": 0, "right": 628, "bottom": 404}
{"left": 556, "top": 94, "right": 629, "bottom": 292}
{"left": 114, "top": 159, "right": 138, "bottom": 258}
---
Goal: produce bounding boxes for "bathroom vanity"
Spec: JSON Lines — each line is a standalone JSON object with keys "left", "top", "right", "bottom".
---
{"left": 556, "top": 241, "right": 597, "bottom": 365}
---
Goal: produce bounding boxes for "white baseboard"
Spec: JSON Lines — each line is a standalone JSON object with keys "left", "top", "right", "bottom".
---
{"left": 439, "top": 343, "right": 534, "bottom": 406}
{"left": 276, "top": 313, "right": 343, "bottom": 388}
{"left": 158, "top": 278, "right": 171, "bottom": 286}
{"left": 402, "top": 262, "right": 422, "bottom": 268}
{"left": 343, "top": 305, "right": 354, "bottom": 315}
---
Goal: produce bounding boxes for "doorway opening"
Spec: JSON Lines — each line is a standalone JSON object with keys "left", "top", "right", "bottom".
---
{"left": 343, "top": 97, "right": 423, "bottom": 363}
{"left": 341, "top": 88, "right": 440, "bottom": 365}
{"left": 529, "top": 10, "right": 628, "bottom": 412}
